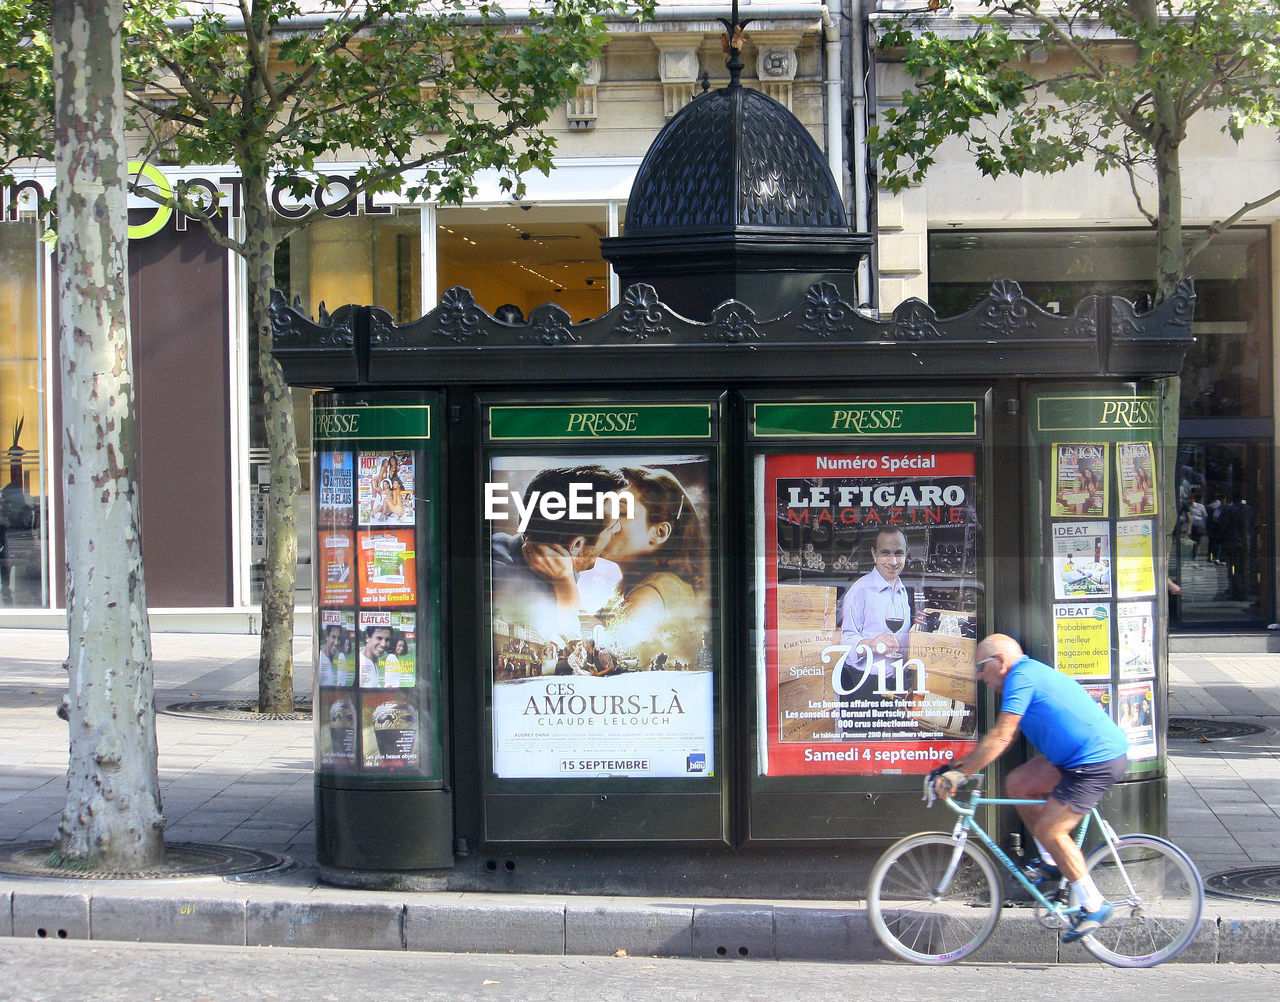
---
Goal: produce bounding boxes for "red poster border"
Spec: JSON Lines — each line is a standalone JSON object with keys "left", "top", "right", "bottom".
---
{"left": 762, "top": 451, "right": 979, "bottom": 776}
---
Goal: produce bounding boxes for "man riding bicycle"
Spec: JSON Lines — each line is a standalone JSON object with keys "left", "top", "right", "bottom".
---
{"left": 932, "top": 633, "right": 1129, "bottom": 942}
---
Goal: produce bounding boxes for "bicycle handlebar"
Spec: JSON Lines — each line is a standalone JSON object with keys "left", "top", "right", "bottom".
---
{"left": 922, "top": 770, "right": 984, "bottom": 810}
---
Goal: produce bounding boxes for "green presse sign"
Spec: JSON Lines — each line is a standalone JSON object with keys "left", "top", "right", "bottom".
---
{"left": 1036, "top": 395, "right": 1160, "bottom": 433}
{"left": 489, "top": 404, "right": 713, "bottom": 441}
{"left": 753, "top": 401, "right": 977, "bottom": 438}
{"left": 313, "top": 404, "right": 431, "bottom": 441}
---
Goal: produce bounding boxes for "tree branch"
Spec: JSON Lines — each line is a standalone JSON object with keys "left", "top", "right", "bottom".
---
{"left": 1124, "top": 161, "right": 1158, "bottom": 227}
{"left": 239, "top": 0, "right": 281, "bottom": 107}
{"left": 1185, "top": 185, "right": 1280, "bottom": 267}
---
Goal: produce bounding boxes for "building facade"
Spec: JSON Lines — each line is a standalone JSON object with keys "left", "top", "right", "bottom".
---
{"left": 0, "top": 1, "right": 1274, "bottom": 635}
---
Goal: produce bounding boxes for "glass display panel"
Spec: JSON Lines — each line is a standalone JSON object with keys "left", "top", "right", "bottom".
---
{"left": 485, "top": 451, "right": 716, "bottom": 781}
{"left": 311, "top": 400, "right": 442, "bottom": 781}
{"left": 1030, "top": 388, "right": 1166, "bottom": 768}
{"left": 755, "top": 449, "right": 983, "bottom": 777}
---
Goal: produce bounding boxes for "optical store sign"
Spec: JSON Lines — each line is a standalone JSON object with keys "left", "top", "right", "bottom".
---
{"left": 1, "top": 164, "right": 393, "bottom": 239}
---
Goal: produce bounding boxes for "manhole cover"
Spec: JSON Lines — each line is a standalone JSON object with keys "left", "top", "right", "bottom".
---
{"left": 0, "top": 841, "right": 291, "bottom": 880}
{"left": 1167, "top": 717, "right": 1267, "bottom": 741}
{"left": 160, "top": 698, "right": 312, "bottom": 722}
{"left": 1206, "top": 866, "right": 1280, "bottom": 902}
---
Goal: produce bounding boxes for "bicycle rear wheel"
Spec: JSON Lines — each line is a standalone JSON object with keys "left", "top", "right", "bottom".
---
{"left": 867, "top": 832, "right": 1003, "bottom": 964}
{"left": 1080, "top": 834, "right": 1204, "bottom": 968}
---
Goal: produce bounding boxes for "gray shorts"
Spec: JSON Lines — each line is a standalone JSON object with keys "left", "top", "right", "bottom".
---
{"left": 1051, "top": 754, "right": 1129, "bottom": 813}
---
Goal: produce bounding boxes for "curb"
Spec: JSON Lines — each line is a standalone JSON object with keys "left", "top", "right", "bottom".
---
{"left": 3, "top": 880, "right": 1278, "bottom": 963}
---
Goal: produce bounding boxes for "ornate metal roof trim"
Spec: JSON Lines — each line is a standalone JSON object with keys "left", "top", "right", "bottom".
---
{"left": 271, "top": 279, "right": 1196, "bottom": 388}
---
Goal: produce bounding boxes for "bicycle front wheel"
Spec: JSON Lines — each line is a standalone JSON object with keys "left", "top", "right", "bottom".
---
{"left": 867, "top": 832, "right": 1003, "bottom": 964}
{"left": 1080, "top": 834, "right": 1205, "bottom": 968}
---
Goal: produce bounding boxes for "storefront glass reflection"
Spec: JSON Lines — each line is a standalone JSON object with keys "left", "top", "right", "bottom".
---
{"left": 1170, "top": 441, "right": 1272, "bottom": 626}
{"left": 0, "top": 220, "right": 47, "bottom": 608}
{"left": 931, "top": 227, "right": 1274, "bottom": 631}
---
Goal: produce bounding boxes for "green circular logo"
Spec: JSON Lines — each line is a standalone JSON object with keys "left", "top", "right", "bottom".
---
{"left": 127, "top": 162, "right": 173, "bottom": 239}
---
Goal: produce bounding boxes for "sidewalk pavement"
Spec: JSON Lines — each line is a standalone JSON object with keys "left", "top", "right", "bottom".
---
{"left": 1, "top": 630, "right": 1278, "bottom": 963}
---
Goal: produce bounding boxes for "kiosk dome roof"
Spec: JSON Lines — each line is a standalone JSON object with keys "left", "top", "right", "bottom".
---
{"left": 623, "top": 83, "right": 848, "bottom": 234}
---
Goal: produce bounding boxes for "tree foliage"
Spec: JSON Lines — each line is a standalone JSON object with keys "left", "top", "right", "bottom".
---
{"left": 117, "top": 0, "right": 651, "bottom": 712}
{"left": 0, "top": 0, "right": 54, "bottom": 183}
{"left": 122, "top": 0, "right": 652, "bottom": 233}
{"left": 869, "top": 0, "right": 1280, "bottom": 297}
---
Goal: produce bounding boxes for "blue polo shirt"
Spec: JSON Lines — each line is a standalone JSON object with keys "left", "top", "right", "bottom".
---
{"left": 1001, "top": 655, "right": 1129, "bottom": 769}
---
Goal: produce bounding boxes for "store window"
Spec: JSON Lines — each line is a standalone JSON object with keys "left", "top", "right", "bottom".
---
{"left": 260, "top": 210, "right": 423, "bottom": 604}
{"left": 929, "top": 227, "right": 1274, "bottom": 628}
{"left": 0, "top": 220, "right": 47, "bottom": 608}
{"left": 436, "top": 203, "right": 612, "bottom": 323}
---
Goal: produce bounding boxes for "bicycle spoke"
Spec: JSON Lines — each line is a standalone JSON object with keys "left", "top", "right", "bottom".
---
{"left": 868, "top": 833, "right": 1002, "bottom": 965}
{"left": 1080, "top": 834, "right": 1204, "bottom": 968}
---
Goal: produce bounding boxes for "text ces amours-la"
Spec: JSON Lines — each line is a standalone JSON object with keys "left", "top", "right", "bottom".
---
{"left": 484, "top": 483, "right": 633, "bottom": 533}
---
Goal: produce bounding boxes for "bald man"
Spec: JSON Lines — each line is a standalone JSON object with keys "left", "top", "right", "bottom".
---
{"left": 933, "top": 633, "right": 1129, "bottom": 943}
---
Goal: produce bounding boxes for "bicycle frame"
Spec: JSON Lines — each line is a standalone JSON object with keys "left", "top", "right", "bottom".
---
{"left": 933, "top": 782, "right": 1135, "bottom": 922}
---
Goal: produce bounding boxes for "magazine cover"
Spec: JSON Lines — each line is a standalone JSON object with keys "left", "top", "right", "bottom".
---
{"left": 1051, "top": 521, "right": 1113, "bottom": 599}
{"left": 758, "top": 451, "right": 981, "bottom": 777}
{"left": 319, "top": 691, "right": 358, "bottom": 767}
{"left": 357, "top": 610, "right": 417, "bottom": 688}
{"left": 1116, "top": 441, "right": 1158, "bottom": 517}
{"left": 1082, "top": 683, "right": 1113, "bottom": 718}
{"left": 1118, "top": 680, "right": 1158, "bottom": 760}
{"left": 355, "top": 528, "right": 417, "bottom": 606}
{"left": 1052, "top": 602, "right": 1112, "bottom": 679}
{"left": 317, "top": 450, "right": 354, "bottom": 528}
{"left": 1051, "top": 443, "right": 1108, "bottom": 518}
{"left": 486, "top": 453, "right": 715, "bottom": 780}
{"left": 1115, "top": 518, "right": 1157, "bottom": 597}
{"left": 1117, "top": 601, "right": 1156, "bottom": 677}
{"left": 357, "top": 450, "right": 417, "bottom": 526}
{"left": 360, "top": 693, "right": 421, "bottom": 770}
{"left": 317, "top": 530, "right": 355, "bottom": 606}
{"left": 317, "top": 608, "right": 356, "bottom": 686}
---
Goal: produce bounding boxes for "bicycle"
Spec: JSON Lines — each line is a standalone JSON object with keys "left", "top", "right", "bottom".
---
{"left": 866, "top": 774, "right": 1205, "bottom": 968}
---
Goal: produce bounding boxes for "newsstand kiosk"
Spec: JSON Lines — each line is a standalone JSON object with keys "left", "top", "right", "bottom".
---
{"left": 273, "top": 28, "right": 1194, "bottom": 895}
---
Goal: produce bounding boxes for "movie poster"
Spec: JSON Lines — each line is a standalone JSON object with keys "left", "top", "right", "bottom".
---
{"left": 317, "top": 450, "right": 354, "bottom": 528}
{"left": 1116, "top": 441, "right": 1158, "bottom": 517}
{"left": 1053, "top": 602, "right": 1112, "bottom": 679}
{"left": 1118, "top": 680, "right": 1157, "bottom": 760}
{"left": 356, "top": 528, "right": 417, "bottom": 606}
{"left": 757, "top": 451, "right": 981, "bottom": 777}
{"left": 487, "top": 454, "right": 715, "bottom": 780}
{"left": 357, "top": 450, "right": 416, "bottom": 526}
{"left": 317, "top": 530, "right": 355, "bottom": 606}
{"left": 356, "top": 610, "right": 417, "bottom": 688}
{"left": 1051, "top": 443, "right": 1108, "bottom": 518}
{"left": 1117, "top": 601, "right": 1156, "bottom": 678}
{"left": 317, "top": 608, "right": 356, "bottom": 686}
{"left": 1051, "top": 522, "right": 1113, "bottom": 599}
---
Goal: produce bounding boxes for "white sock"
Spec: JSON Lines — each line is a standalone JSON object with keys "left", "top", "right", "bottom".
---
{"left": 1070, "top": 876, "right": 1104, "bottom": 913}
{"left": 1033, "top": 838, "right": 1057, "bottom": 866}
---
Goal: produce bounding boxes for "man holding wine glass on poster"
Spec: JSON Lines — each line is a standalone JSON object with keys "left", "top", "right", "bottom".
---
{"left": 839, "top": 528, "right": 914, "bottom": 690}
